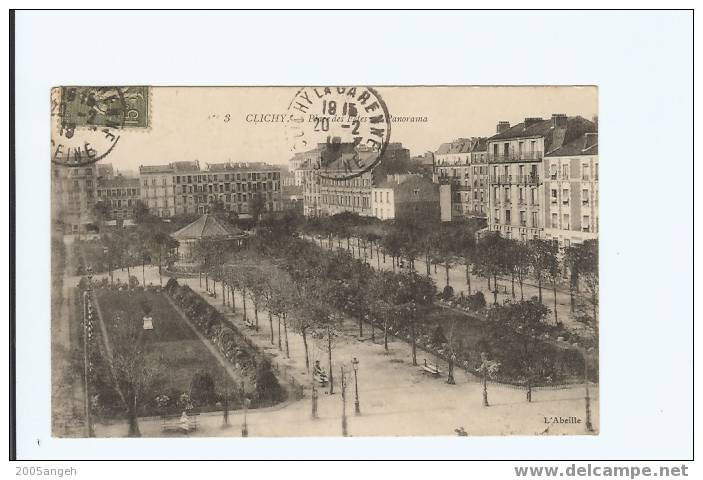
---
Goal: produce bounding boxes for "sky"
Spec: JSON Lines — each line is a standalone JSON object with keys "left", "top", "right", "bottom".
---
{"left": 100, "top": 86, "right": 598, "bottom": 174}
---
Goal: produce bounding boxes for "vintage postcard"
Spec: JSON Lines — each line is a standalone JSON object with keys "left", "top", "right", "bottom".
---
{"left": 51, "top": 86, "right": 599, "bottom": 438}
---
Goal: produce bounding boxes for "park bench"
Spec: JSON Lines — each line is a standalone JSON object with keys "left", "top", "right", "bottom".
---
{"left": 420, "top": 359, "right": 442, "bottom": 377}
{"left": 160, "top": 413, "right": 199, "bottom": 434}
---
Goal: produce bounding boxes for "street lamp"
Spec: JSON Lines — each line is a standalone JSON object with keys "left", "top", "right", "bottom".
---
{"left": 351, "top": 357, "right": 360, "bottom": 415}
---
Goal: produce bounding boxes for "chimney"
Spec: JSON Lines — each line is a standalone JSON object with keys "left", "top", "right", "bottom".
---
{"left": 551, "top": 113, "right": 568, "bottom": 128}
{"left": 524, "top": 117, "right": 544, "bottom": 128}
{"left": 583, "top": 132, "right": 598, "bottom": 150}
{"left": 592, "top": 114, "right": 599, "bottom": 128}
{"left": 496, "top": 121, "right": 510, "bottom": 134}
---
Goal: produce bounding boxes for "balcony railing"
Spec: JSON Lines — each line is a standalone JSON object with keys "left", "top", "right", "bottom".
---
{"left": 490, "top": 174, "right": 541, "bottom": 185}
{"left": 487, "top": 151, "right": 543, "bottom": 163}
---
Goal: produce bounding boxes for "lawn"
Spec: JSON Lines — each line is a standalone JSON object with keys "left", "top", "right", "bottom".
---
{"left": 406, "top": 304, "right": 590, "bottom": 385}
{"left": 94, "top": 289, "right": 238, "bottom": 418}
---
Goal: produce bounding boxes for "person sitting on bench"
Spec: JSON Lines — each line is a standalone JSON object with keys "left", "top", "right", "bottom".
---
{"left": 179, "top": 411, "right": 190, "bottom": 433}
{"left": 313, "top": 360, "right": 328, "bottom": 384}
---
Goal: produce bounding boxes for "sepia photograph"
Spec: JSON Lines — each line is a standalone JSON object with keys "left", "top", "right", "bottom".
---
{"left": 50, "top": 85, "right": 600, "bottom": 438}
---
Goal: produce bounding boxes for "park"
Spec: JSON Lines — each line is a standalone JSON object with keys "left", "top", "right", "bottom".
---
{"left": 55, "top": 205, "right": 599, "bottom": 437}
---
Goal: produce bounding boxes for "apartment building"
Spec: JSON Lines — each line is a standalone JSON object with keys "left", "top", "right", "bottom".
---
{"left": 52, "top": 163, "right": 98, "bottom": 234}
{"left": 96, "top": 175, "right": 141, "bottom": 219}
{"left": 433, "top": 137, "right": 488, "bottom": 219}
{"left": 371, "top": 174, "right": 440, "bottom": 221}
{"left": 139, "top": 160, "right": 282, "bottom": 217}
{"left": 300, "top": 142, "right": 410, "bottom": 218}
{"left": 542, "top": 132, "right": 599, "bottom": 246}
{"left": 487, "top": 114, "right": 597, "bottom": 241}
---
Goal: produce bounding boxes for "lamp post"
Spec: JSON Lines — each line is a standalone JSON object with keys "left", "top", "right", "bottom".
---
{"left": 340, "top": 365, "right": 348, "bottom": 437}
{"left": 351, "top": 357, "right": 360, "bottom": 415}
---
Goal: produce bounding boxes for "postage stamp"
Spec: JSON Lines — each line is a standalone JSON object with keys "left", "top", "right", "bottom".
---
{"left": 51, "top": 86, "right": 150, "bottom": 167}
{"left": 285, "top": 86, "right": 391, "bottom": 180}
{"left": 60, "top": 86, "right": 150, "bottom": 130}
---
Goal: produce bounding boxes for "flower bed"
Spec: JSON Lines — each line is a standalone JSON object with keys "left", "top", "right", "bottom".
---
{"left": 164, "top": 278, "right": 285, "bottom": 407}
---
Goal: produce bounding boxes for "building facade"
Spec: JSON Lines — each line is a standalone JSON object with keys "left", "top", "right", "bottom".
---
{"left": 433, "top": 137, "right": 488, "bottom": 219}
{"left": 139, "top": 160, "right": 282, "bottom": 217}
{"left": 542, "top": 132, "right": 599, "bottom": 246}
{"left": 96, "top": 175, "right": 141, "bottom": 220}
{"left": 486, "top": 114, "right": 597, "bottom": 242}
{"left": 52, "top": 163, "right": 98, "bottom": 234}
{"left": 371, "top": 174, "right": 440, "bottom": 221}
{"left": 300, "top": 142, "right": 411, "bottom": 218}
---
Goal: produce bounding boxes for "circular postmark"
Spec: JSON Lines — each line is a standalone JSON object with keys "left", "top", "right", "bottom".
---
{"left": 50, "top": 86, "right": 127, "bottom": 167}
{"left": 285, "top": 86, "right": 391, "bottom": 180}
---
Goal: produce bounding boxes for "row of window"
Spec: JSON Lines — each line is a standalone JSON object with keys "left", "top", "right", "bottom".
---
{"left": 106, "top": 199, "right": 135, "bottom": 208}
{"left": 492, "top": 208, "right": 597, "bottom": 233}
{"left": 494, "top": 209, "right": 541, "bottom": 228}
{"left": 144, "top": 176, "right": 280, "bottom": 187}
{"left": 322, "top": 194, "right": 370, "bottom": 209}
{"left": 373, "top": 191, "right": 391, "bottom": 204}
{"left": 548, "top": 161, "right": 599, "bottom": 181}
{"left": 549, "top": 213, "right": 596, "bottom": 233}
{"left": 97, "top": 188, "right": 139, "bottom": 198}
{"left": 550, "top": 187, "right": 597, "bottom": 206}
{"left": 175, "top": 192, "right": 276, "bottom": 205}
{"left": 173, "top": 172, "right": 280, "bottom": 184}
{"left": 435, "top": 154, "right": 488, "bottom": 167}
{"left": 493, "top": 186, "right": 539, "bottom": 205}
{"left": 319, "top": 177, "right": 372, "bottom": 188}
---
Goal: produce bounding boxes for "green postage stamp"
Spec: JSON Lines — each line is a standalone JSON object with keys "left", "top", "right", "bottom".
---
{"left": 59, "top": 86, "right": 150, "bottom": 129}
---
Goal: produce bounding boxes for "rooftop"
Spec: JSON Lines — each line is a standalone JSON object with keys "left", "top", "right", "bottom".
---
{"left": 489, "top": 115, "right": 597, "bottom": 153}
{"left": 170, "top": 213, "right": 245, "bottom": 241}
{"left": 97, "top": 175, "right": 140, "bottom": 188}
{"left": 546, "top": 132, "right": 599, "bottom": 157}
{"left": 435, "top": 137, "right": 487, "bottom": 155}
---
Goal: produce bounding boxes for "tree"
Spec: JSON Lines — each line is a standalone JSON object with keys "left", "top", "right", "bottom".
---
{"left": 475, "top": 232, "right": 509, "bottom": 305}
{"left": 133, "top": 200, "right": 153, "bottom": 224}
{"left": 487, "top": 299, "right": 550, "bottom": 401}
{"left": 395, "top": 271, "right": 436, "bottom": 366}
{"left": 151, "top": 231, "right": 177, "bottom": 287}
{"left": 477, "top": 352, "right": 500, "bottom": 407}
{"left": 528, "top": 239, "right": 558, "bottom": 307}
{"left": 382, "top": 230, "right": 403, "bottom": 272}
{"left": 575, "top": 240, "right": 599, "bottom": 341}
{"left": 93, "top": 200, "right": 111, "bottom": 225}
{"left": 564, "top": 242, "right": 592, "bottom": 313}
{"left": 459, "top": 233, "right": 477, "bottom": 295}
{"left": 290, "top": 281, "right": 321, "bottom": 372}
{"left": 531, "top": 239, "right": 561, "bottom": 324}
{"left": 309, "top": 299, "right": 340, "bottom": 395}
{"left": 511, "top": 240, "right": 531, "bottom": 301}
{"left": 368, "top": 271, "right": 395, "bottom": 352}
{"left": 248, "top": 192, "right": 267, "bottom": 223}
{"left": 107, "top": 312, "right": 160, "bottom": 436}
